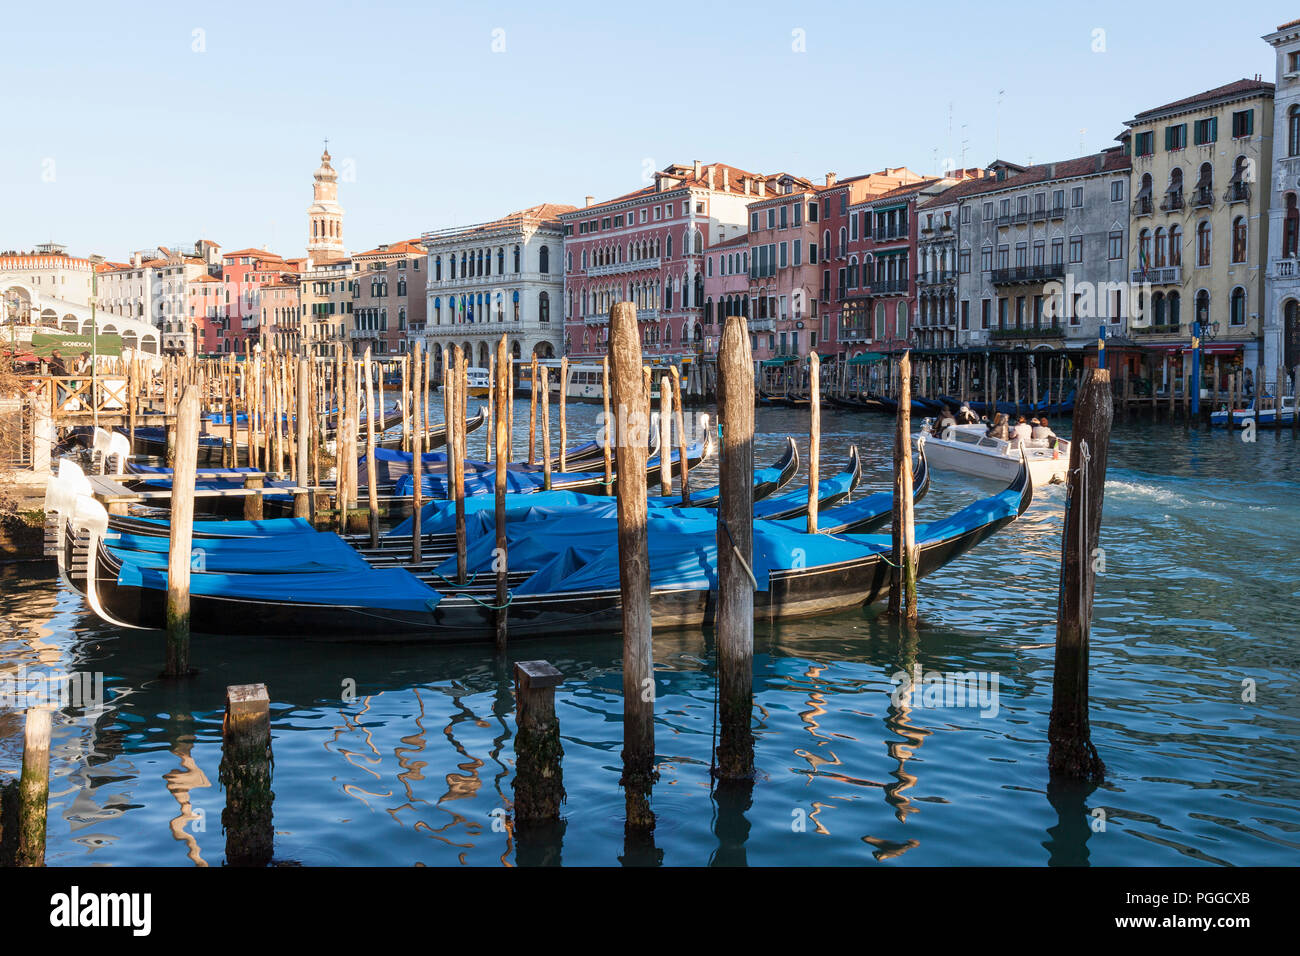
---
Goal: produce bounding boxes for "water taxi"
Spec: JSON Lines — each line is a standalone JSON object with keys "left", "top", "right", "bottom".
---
{"left": 1210, "top": 394, "right": 1297, "bottom": 428}
{"left": 914, "top": 421, "right": 1069, "bottom": 487}
{"left": 442, "top": 367, "right": 491, "bottom": 397}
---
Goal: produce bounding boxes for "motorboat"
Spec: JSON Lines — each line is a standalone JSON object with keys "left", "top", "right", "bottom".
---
{"left": 914, "top": 420, "right": 1068, "bottom": 487}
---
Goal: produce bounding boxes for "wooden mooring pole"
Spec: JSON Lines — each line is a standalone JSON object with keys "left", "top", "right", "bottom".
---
{"left": 295, "top": 357, "right": 311, "bottom": 521}
{"left": 659, "top": 374, "right": 673, "bottom": 497}
{"left": 165, "top": 384, "right": 199, "bottom": 677}
{"left": 219, "top": 683, "right": 274, "bottom": 866}
{"left": 411, "top": 345, "right": 423, "bottom": 566}
{"left": 512, "top": 660, "right": 565, "bottom": 824}
{"left": 602, "top": 355, "right": 613, "bottom": 494}
{"left": 807, "top": 352, "right": 820, "bottom": 534}
{"left": 671, "top": 366, "right": 689, "bottom": 504}
{"left": 364, "top": 348, "right": 380, "bottom": 547}
{"left": 889, "top": 352, "right": 918, "bottom": 622}
{"left": 494, "top": 335, "right": 510, "bottom": 653}
{"left": 716, "top": 313, "right": 755, "bottom": 781}
{"left": 0, "top": 706, "right": 53, "bottom": 866}
{"left": 610, "top": 302, "right": 656, "bottom": 830}
{"left": 1048, "top": 367, "right": 1112, "bottom": 783}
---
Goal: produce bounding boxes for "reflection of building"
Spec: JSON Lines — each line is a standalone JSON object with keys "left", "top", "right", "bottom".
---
{"left": 1264, "top": 21, "right": 1300, "bottom": 377}
{"left": 421, "top": 203, "right": 571, "bottom": 377}
{"left": 1122, "top": 78, "right": 1274, "bottom": 371}
{"left": 351, "top": 239, "right": 426, "bottom": 357}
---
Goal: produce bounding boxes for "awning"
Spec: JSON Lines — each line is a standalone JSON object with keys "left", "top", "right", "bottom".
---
{"left": 847, "top": 351, "right": 885, "bottom": 365}
{"left": 761, "top": 356, "right": 798, "bottom": 366}
{"left": 31, "top": 331, "right": 123, "bottom": 357}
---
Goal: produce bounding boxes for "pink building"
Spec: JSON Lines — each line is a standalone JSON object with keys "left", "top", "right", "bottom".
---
{"left": 702, "top": 234, "right": 752, "bottom": 355}
{"left": 219, "top": 248, "right": 299, "bottom": 352}
{"left": 559, "top": 162, "right": 778, "bottom": 359}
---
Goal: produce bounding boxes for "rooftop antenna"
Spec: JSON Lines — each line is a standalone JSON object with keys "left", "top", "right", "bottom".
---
{"left": 1079, "top": 128, "right": 1087, "bottom": 154}
{"left": 960, "top": 125, "right": 969, "bottom": 169}
{"left": 995, "top": 89, "right": 1005, "bottom": 158}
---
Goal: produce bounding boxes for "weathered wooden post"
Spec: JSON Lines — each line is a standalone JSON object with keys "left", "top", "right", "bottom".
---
{"left": 558, "top": 355, "right": 568, "bottom": 471}
{"left": 659, "top": 374, "right": 673, "bottom": 496}
{"left": 610, "top": 302, "right": 656, "bottom": 829}
{"left": 495, "top": 335, "right": 510, "bottom": 652}
{"left": 400, "top": 354, "right": 410, "bottom": 452}
{"left": 9, "top": 706, "right": 53, "bottom": 866}
{"left": 602, "top": 355, "right": 613, "bottom": 494}
{"left": 295, "top": 357, "right": 311, "bottom": 520}
{"left": 242, "top": 472, "right": 264, "bottom": 521}
{"left": 716, "top": 312, "right": 755, "bottom": 781}
{"left": 671, "top": 366, "right": 689, "bottom": 504}
{"left": 807, "top": 351, "right": 821, "bottom": 533}
{"left": 454, "top": 349, "right": 468, "bottom": 584}
{"left": 411, "top": 345, "right": 424, "bottom": 565}
{"left": 219, "top": 683, "right": 274, "bottom": 866}
{"left": 165, "top": 384, "right": 199, "bottom": 677}
{"left": 1048, "top": 368, "right": 1112, "bottom": 783}
{"left": 512, "top": 661, "right": 565, "bottom": 824}
{"left": 528, "top": 354, "right": 539, "bottom": 465}
{"left": 888, "top": 352, "right": 918, "bottom": 622}
{"left": 364, "top": 348, "right": 380, "bottom": 547}
{"left": 541, "top": 366, "right": 553, "bottom": 492}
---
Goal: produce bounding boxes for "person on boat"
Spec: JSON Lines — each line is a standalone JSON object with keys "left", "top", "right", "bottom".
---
{"left": 987, "top": 412, "right": 1010, "bottom": 440}
{"left": 1012, "top": 415, "right": 1032, "bottom": 445}
{"left": 1032, "top": 415, "right": 1057, "bottom": 442}
{"left": 956, "top": 402, "right": 979, "bottom": 424}
{"left": 933, "top": 406, "right": 957, "bottom": 437}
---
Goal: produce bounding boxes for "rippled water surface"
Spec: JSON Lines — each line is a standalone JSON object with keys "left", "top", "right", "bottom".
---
{"left": 2, "top": 401, "right": 1297, "bottom": 866}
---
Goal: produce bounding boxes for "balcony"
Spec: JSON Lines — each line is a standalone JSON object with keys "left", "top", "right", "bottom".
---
{"left": 1270, "top": 257, "right": 1299, "bottom": 280}
{"left": 1013, "top": 210, "right": 1030, "bottom": 225}
{"left": 1159, "top": 192, "right": 1184, "bottom": 212}
{"left": 990, "top": 263, "right": 1065, "bottom": 285}
{"left": 1030, "top": 207, "right": 1049, "bottom": 223}
{"left": 588, "top": 257, "right": 661, "bottom": 277}
{"left": 870, "top": 278, "right": 909, "bottom": 295}
{"left": 873, "top": 228, "right": 909, "bottom": 242}
{"left": 1225, "top": 182, "right": 1251, "bottom": 204}
{"left": 349, "top": 328, "right": 384, "bottom": 339}
{"left": 1191, "top": 186, "right": 1215, "bottom": 209}
{"left": 916, "top": 270, "right": 955, "bottom": 286}
{"left": 995, "top": 214, "right": 1013, "bottom": 228}
{"left": 1133, "top": 196, "right": 1154, "bottom": 217}
{"left": 1132, "top": 324, "right": 1183, "bottom": 335}
{"left": 839, "top": 326, "right": 871, "bottom": 342}
{"left": 749, "top": 318, "right": 775, "bottom": 332}
{"left": 1130, "top": 265, "right": 1181, "bottom": 285}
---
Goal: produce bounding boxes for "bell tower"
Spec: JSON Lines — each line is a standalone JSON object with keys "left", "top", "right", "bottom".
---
{"left": 307, "top": 142, "right": 345, "bottom": 259}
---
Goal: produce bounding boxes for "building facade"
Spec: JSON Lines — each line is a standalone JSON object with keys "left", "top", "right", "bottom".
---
{"left": 924, "top": 152, "right": 1132, "bottom": 351}
{"left": 421, "top": 203, "right": 572, "bottom": 376}
{"left": 1264, "top": 22, "right": 1300, "bottom": 379}
{"left": 351, "top": 239, "right": 426, "bottom": 356}
{"left": 1123, "top": 78, "right": 1274, "bottom": 372}
{"left": 560, "top": 162, "right": 769, "bottom": 360}
{"left": 0, "top": 243, "right": 98, "bottom": 316}
{"left": 300, "top": 257, "right": 355, "bottom": 356}
{"left": 217, "top": 248, "right": 300, "bottom": 352}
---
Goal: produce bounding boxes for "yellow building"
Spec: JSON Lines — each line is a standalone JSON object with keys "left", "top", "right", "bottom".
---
{"left": 1123, "top": 78, "right": 1274, "bottom": 376}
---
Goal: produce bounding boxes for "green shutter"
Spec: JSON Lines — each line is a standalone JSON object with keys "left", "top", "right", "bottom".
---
{"left": 1208, "top": 117, "right": 1218, "bottom": 142}
{"left": 1165, "top": 126, "right": 1174, "bottom": 150}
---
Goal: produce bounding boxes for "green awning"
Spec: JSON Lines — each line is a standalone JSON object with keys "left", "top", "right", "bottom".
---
{"left": 847, "top": 352, "right": 885, "bottom": 365}
{"left": 761, "top": 356, "right": 799, "bottom": 366}
{"left": 31, "top": 331, "right": 122, "bottom": 357}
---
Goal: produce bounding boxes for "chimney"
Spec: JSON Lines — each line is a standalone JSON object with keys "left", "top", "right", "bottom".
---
{"left": 693, "top": 159, "right": 702, "bottom": 179}
{"left": 825, "top": 172, "right": 837, "bottom": 187}
{"left": 585, "top": 195, "right": 595, "bottom": 207}
{"left": 722, "top": 167, "right": 730, "bottom": 191}
{"left": 133, "top": 251, "right": 142, "bottom": 267}
{"left": 742, "top": 177, "right": 751, "bottom": 196}
{"left": 756, "top": 177, "right": 766, "bottom": 196}
{"left": 1097, "top": 153, "right": 1104, "bottom": 172}
{"left": 707, "top": 165, "right": 716, "bottom": 190}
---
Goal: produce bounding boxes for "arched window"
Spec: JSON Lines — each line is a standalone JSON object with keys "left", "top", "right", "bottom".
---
{"left": 1152, "top": 291, "right": 1166, "bottom": 326}
{"left": 498, "top": 247, "right": 505, "bottom": 273}
{"left": 1138, "top": 228, "right": 1152, "bottom": 270}
{"left": 1195, "top": 289, "right": 1210, "bottom": 328}
{"left": 1154, "top": 228, "right": 1167, "bottom": 268}
{"left": 1167, "top": 291, "right": 1181, "bottom": 328}
{"left": 838, "top": 227, "right": 847, "bottom": 257}
{"left": 822, "top": 229, "right": 831, "bottom": 260}
{"left": 704, "top": 297, "right": 713, "bottom": 324}
{"left": 434, "top": 256, "right": 442, "bottom": 281}
{"left": 1286, "top": 194, "right": 1300, "bottom": 258}
{"left": 694, "top": 272, "right": 703, "bottom": 307}
{"left": 539, "top": 245, "right": 550, "bottom": 274}
{"left": 513, "top": 245, "right": 521, "bottom": 272}
{"left": 1230, "top": 287, "right": 1246, "bottom": 326}
{"left": 663, "top": 323, "right": 672, "bottom": 346}
{"left": 666, "top": 235, "right": 673, "bottom": 259}
{"left": 397, "top": 277, "right": 407, "bottom": 296}
{"left": 538, "top": 291, "right": 550, "bottom": 323}
{"left": 1290, "top": 105, "right": 1300, "bottom": 158}
{"left": 692, "top": 228, "right": 703, "bottom": 255}
{"left": 1197, "top": 221, "right": 1212, "bottom": 267}
{"left": 1169, "top": 224, "right": 1182, "bottom": 266}
{"left": 1231, "top": 216, "right": 1247, "bottom": 263}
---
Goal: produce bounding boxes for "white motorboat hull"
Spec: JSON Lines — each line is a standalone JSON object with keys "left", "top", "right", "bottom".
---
{"left": 915, "top": 426, "right": 1068, "bottom": 487}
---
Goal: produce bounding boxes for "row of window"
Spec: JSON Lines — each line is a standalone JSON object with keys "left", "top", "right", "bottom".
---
{"left": 431, "top": 245, "right": 546, "bottom": 280}
{"left": 1133, "top": 109, "right": 1255, "bottom": 157}
{"left": 570, "top": 199, "right": 707, "bottom": 235}
{"left": 429, "top": 291, "right": 550, "bottom": 324}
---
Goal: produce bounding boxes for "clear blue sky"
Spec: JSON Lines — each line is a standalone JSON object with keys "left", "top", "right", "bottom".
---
{"left": 2, "top": 0, "right": 1292, "bottom": 261}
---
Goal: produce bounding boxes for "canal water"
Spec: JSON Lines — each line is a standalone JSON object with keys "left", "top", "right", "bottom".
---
{"left": 1, "top": 401, "right": 1297, "bottom": 866}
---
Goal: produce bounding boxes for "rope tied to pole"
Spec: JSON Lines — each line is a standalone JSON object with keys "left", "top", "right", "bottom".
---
{"left": 718, "top": 517, "right": 758, "bottom": 591}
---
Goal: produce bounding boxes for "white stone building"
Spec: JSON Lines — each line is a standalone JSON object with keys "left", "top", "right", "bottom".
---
{"left": 1264, "top": 20, "right": 1300, "bottom": 379}
{"left": 420, "top": 203, "right": 573, "bottom": 378}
